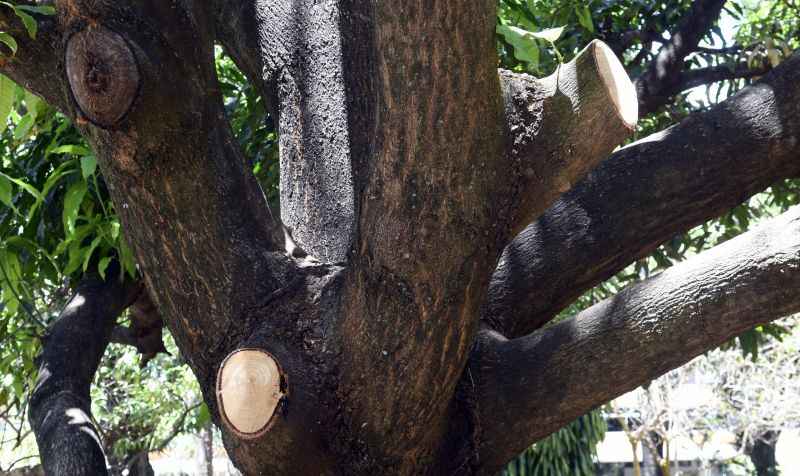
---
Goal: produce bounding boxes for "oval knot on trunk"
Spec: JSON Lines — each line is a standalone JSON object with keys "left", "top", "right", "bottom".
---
{"left": 66, "top": 26, "right": 140, "bottom": 127}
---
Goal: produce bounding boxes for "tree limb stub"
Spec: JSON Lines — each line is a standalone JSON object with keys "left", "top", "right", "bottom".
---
{"left": 472, "top": 205, "right": 800, "bottom": 473}
{"left": 501, "top": 40, "right": 637, "bottom": 235}
{"left": 486, "top": 51, "right": 800, "bottom": 338}
{"left": 65, "top": 25, "right": 140, "bottom": 128}
{"left": 216, "top": 349, "right": 286, "bottom": 439}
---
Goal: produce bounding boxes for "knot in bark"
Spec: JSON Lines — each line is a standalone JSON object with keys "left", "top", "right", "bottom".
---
{"left": 66, "top": 26, "right": 140, "bottom": 128}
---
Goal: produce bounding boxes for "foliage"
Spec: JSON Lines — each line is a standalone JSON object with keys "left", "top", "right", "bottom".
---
{"left": 502, "top": 412, "right": 607, "bottom": 476}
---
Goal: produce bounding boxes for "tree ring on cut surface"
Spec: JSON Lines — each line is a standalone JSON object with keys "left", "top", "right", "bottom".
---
{"left": 216, "top": 348, "right": 286, "bottom": 439}
{"left": 65, "top": 26, "right": 140, "bottom": 128}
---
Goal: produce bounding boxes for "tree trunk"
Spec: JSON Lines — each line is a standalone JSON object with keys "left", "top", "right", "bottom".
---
{"left": 747, "top": 431, "right": 780, "bottom": 476}
{"left": 201, "top": 423, "right": 215, "bottom": 476}
{"left": 8, "top": 2, "right": 800, "bottom": 474}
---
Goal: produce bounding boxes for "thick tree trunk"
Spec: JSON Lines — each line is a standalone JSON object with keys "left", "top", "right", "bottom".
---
{"left": 11, "top": 2, "right": 800, "bottom": 475}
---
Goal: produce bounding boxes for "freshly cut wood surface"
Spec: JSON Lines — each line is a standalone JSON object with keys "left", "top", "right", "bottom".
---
{"left": 217, "top": 349, "right": 284, "bottom": 437}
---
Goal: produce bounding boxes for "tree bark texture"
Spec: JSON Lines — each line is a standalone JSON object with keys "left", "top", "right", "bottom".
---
{"left": 9, "top": 1, "right": 800, "bottom": 474}
{"left": 485, "top": 52, "right": 800, "bottom": 338}
{"left": 28, "top": 273, "right": 138, "bottom": 476}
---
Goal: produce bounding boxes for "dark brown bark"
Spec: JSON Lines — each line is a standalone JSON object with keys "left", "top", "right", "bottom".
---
{"left": 7, "top": 2, "right": 800, "bottom": 475}
{"left": 485, "top": 52, "right": 800, "bottom": 339}
{"left": 471, "top": 206, "right": 800, "bottom": 473}
{"left": 29, "top": 272, "right": 139, "bottom": 476}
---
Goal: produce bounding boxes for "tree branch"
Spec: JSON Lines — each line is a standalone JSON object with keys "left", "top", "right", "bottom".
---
{"left": 472, "top": 206, "right": 800, "bottom": 473}
{"left": 484, "top": 51, "right": 800, "bottom": 338}
{"left": 678, "top": 64, "right": 770, "bottom": 91}
{"left": 0, "top": 2, "right": 67, "bottom": 111}
{"left": 29, "top": 272, "right": 139, "bottom": 476}
{"left": 500, "top": 40, "right": 637, "bottom": 235}
{"left": 635, "top": 0, "right": 727, "bottom": 115}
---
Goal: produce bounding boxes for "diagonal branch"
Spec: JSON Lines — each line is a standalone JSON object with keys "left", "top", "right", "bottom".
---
{"left": 471, "top": 206, "right": 800, "bottom": 473}
{"left": 678, "top": 63, "right": 770, "bottom": 90}
{"left": 484, "top": 51, "right": 800, "bottom": 338}
{"left": 635, "top": 0, "right": 727, "bottom": 115}
{"left": 500, "top": 40, "right": 637, "bottom": 235}
{"left": 29, "top": 272, "right": 140, "bottom": 476}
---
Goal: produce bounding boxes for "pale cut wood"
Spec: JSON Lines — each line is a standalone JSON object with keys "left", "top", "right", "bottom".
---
{"left": 499, "top": 39, "right": 638, "bottom": 236}
{"left": 216, "top": 349, "right": 285, "bottom": 438}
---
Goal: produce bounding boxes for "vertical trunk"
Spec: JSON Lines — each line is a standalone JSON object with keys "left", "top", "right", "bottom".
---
{"left": 125, "top": 452, "right": 155, "bottom": 476}
{"left": 747, "top": 431, "right": 780, "bottom": 476}
{"left": 201, "top": 423, "right": 214, "bottom": 476}
{"left": 631, "top": 441, "right": 642, "bottom": 476}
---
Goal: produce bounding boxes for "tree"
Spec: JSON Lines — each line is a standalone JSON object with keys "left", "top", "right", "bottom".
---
{"left": 0, "top": 0, "right": 799, "bottom": 475}
{"left": 608, "top": 315, "right": 800, "bottom": 475}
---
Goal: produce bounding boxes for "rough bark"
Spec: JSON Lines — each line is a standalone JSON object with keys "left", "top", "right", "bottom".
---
{"left": 28, "top": 273, "right": 138, "bottom": 476}
{"left": 471, "top": 206, "right": 800, "bottom": 473}
{"left": 7, "top": 2, "right": 800, "bottom": 475}
{"left": 500, "top": 40, "right": 637, "bottom": 235}
{"left": 485, "top": 51, "right": 800, "bottom": 338}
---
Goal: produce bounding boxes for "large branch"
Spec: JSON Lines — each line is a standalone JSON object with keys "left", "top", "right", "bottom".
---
{"left": 635, "top": 0, "right": 727, "bottom": 115}
{"left": 29, "top": 274, "right": 139, "bottom": 476}
{"left": 471, "top": 206, "right": 800, "bottom": 473}
{"left": 485, "top": 51, "right": 800, "bottom": 339}
{"left": 500, "top": 40, "right": 637, "bottom": 235}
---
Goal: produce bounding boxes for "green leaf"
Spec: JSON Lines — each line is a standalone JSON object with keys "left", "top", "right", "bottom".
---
{"left": 82, "top": 236, "right": 102, "bottom": 272}
{"left": 0, "top": 172, "right": 11, "bottom": 208}
{"left": 0, "top": 32, "right": 17, "bottom": 55}
{"left": 0, "top": 74, "right": 15, "bottom": 133}
{"left": 14, "top": 4, "right": 56, "bottom": 16}
{"left": 575, "top": 6, "right": 594, "bottom": 33}
{"left": 80, "top": 155, "right": 97, "bottom": 179}
{"left": 62, "top": 180, "right": 87, "bottom": 235}
{"left": 98, "top": 256, "right": 112, "bottom": 280}
{"left": 528, "top": 26, "right": 565, "bottom": 43}
{"left": 497, "top": 24, "right": 540, "bottom": 66}
{"left": 51, "top": 144, "right": 92, "bottom": 156}
{"left": 118, "top": 238, "right": 137, "bottom": 278}
{"left": 13, "top": 9, "right": 36, "bottom": 39}
{"left": 0, "top": 172, "right": 41, "bottom": 202}
{"left": 12, "top": 112, "right": 34, "bottom": 141}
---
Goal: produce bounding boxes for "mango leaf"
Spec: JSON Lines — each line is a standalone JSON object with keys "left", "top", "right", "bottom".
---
{"left": 82, "top": 235, "right": 102, "bottom": 272}
{"left": 528, "top": 26, "right": 565, "bottom": 43}
{"left": 80, "top": 155, "right": 97, "bottom": 179}
{"left": 12, "top": 112, "right": 34, "bottom": 141}
{"left": 62, "top": 180, "right": 87, "bottom": 235}
{"left": 13, "top": 9, "right": 36, "bottom": 39}
{"left": 0, "top": 172, "right": 41, "bottom": 202}
{"left": 497, "top": 24, "right": 540, "bottom": 66}
{"left": 575, "top": 6, "right": 594, "bottom": 33}
{"left": 0, "top": 32, "right": 17, "bottom": 55}
{"left": 0, "top": 74, "right": 15, "bottom": 133}
{"left": 14, "top": 4, "right": 56, "bottom": 16}
{"left": 0, "top": 173, "right": 11, "bottom": 208}
{"left": 98, "top": 256, "right": 112, "bottom": 279}
{"left": 51, "top": 144, "right": 92, "bottom": 156}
